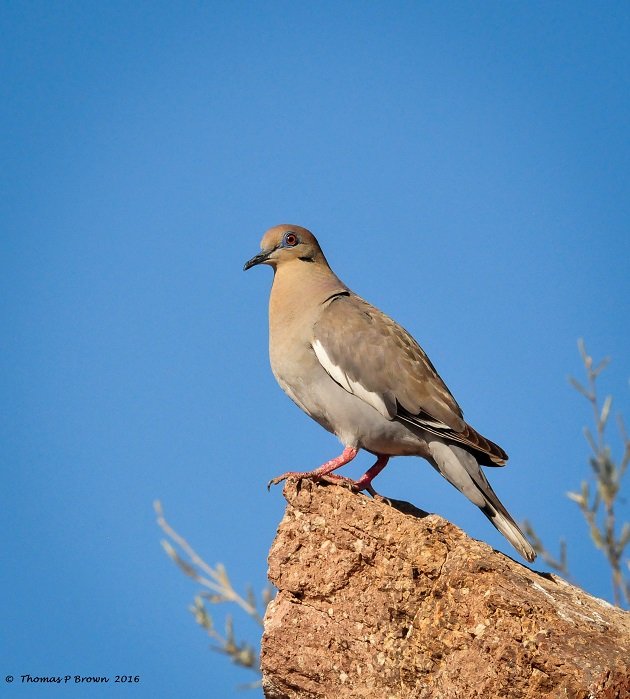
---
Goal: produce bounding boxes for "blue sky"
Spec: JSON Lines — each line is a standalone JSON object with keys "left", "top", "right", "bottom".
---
{"left": 2, "top": 2, "right": 629, "bottom": 696}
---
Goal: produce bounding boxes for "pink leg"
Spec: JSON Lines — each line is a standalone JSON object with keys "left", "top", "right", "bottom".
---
{"left": 322, "top": 454, "right": 389, "bottom": 497}
{"left": 352, "top": 455, "right": 390, "bottom": 493}
{"left": 268, "top": 446, "right": 359, "bottom": 489}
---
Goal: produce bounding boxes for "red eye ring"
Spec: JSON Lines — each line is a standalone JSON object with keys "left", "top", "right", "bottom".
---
{"left": 284, "top": 232, "right": 298, "bottom": 247}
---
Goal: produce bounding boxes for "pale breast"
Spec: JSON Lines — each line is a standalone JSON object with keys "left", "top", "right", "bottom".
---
{"left": 271, "top": 337, "right": 429, "bottom": 456}
{"left": 266, "top": 263, "right": 430, "bottom": 456}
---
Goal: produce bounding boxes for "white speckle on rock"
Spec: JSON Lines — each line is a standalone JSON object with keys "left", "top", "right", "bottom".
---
{"left": 472, "top": 623, "right": 486, "bottom": 637}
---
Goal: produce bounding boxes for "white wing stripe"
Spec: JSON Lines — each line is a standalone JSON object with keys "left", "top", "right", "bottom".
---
{"left": 348, "top": 377, "right": 389, "bottom": 418}
{"left": 313, "top": 339, "right": 352, "bottom": 392}
{"left": 419, "top": 417, "right": 451, "bottom": 429}
{"left": 312, "top": 340, "right": 390, "bottom": 418}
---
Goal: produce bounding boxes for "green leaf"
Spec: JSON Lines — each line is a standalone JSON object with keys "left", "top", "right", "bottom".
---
{"left": 592, "top": 356, "right": 611, "bottom": 377}
{"left": 569, "top": 376, "right": 592, "bottom": 400}
{"left": 577, "top": 338, "right": 590, "bottom": 367}
{"left": 566, "top": 491, "right": 584, "bottom": 505}
{"left": 600, "top": 395, "right": 613, "bottom": 427}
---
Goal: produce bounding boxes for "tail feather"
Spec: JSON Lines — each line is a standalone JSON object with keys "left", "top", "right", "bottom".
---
{"left": 427, "top": 440, "right": 536, "bottom": 562}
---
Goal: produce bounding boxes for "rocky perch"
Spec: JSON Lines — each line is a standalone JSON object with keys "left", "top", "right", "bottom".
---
{"left": 261, "top": 480, "right": 630, "bottom": 699}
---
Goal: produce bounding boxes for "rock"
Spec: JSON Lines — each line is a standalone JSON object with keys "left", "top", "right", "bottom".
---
{"left": 261, "top": 480, "right": 630, "bottom": 699}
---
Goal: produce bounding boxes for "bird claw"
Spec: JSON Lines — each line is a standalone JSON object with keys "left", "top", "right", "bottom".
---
{"left": 370, "top": 491, "right": 392, "bottom": 505}
{"left": 318, "top": 474, "right": 356, "bottom": 489}
{"left": 320, "top": 474, "right": 382, "bottom": 499}
{"left": 267, "top": 471, "right": 362, "bottom": 492}
{"left": 267, "top": 473, "right": 291, "bottom": 490}
{"left": 267, "top": 471, "right": 314, "bottom": 490}
{"left": 267, "top": 468, "right": 385, "bottom": 501}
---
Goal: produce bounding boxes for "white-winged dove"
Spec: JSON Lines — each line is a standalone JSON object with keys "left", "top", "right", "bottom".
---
{"left": 244, "top": 224, "right": 535, "bottom": 562}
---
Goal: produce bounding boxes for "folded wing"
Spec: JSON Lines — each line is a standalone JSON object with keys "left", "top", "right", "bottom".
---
{"left": 312, "top": 293, "right": 507, "bottom": 466}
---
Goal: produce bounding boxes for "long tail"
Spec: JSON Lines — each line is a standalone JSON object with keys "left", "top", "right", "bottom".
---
{"left": 427, "top": 439, "right": 536, "bottom": 562}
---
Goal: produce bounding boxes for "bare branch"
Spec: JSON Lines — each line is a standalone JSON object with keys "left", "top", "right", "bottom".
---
{"left": 155, "top": 501, "right": 275, "bottom": 682}
{"left": 526, "top": 341, "right": 629, "bottom": 608}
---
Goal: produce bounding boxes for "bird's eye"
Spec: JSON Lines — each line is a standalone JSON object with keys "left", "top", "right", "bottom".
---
{"left": 283, "top": 232, "right": 299, "bottom": 247}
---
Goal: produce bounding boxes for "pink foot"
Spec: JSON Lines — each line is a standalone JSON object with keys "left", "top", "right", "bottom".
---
{"left": 267, "top": 446, "right": 359, "bottom": 489}
{"left": 351, "top": 455, "right": 389, "bottom": 492}
{"left": 268, "top": 451, "right": 391, "bottom": 500}
{"left": 317, "top": 472, "right": 381, "bottom": 498}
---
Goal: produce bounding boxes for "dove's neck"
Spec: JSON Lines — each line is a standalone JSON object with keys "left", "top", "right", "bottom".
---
{"left": 269, "top": 259, "right": 347, "bottom": 330}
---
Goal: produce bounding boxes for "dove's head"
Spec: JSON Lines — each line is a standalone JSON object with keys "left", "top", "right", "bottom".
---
{"left": 243, "top": 224, "right": 328, "bottom": 271}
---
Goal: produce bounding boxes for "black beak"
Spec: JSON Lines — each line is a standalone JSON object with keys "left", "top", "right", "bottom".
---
{"left": 243, "top": 249, "right": 271, "bottom": 271}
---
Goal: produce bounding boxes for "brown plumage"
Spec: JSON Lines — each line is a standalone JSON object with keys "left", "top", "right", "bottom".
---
{"left": 244, "top": 224, "right": 535, "bottom": 562}
{"left": 314, "top": 293, "right": 508, "bottom": 466}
